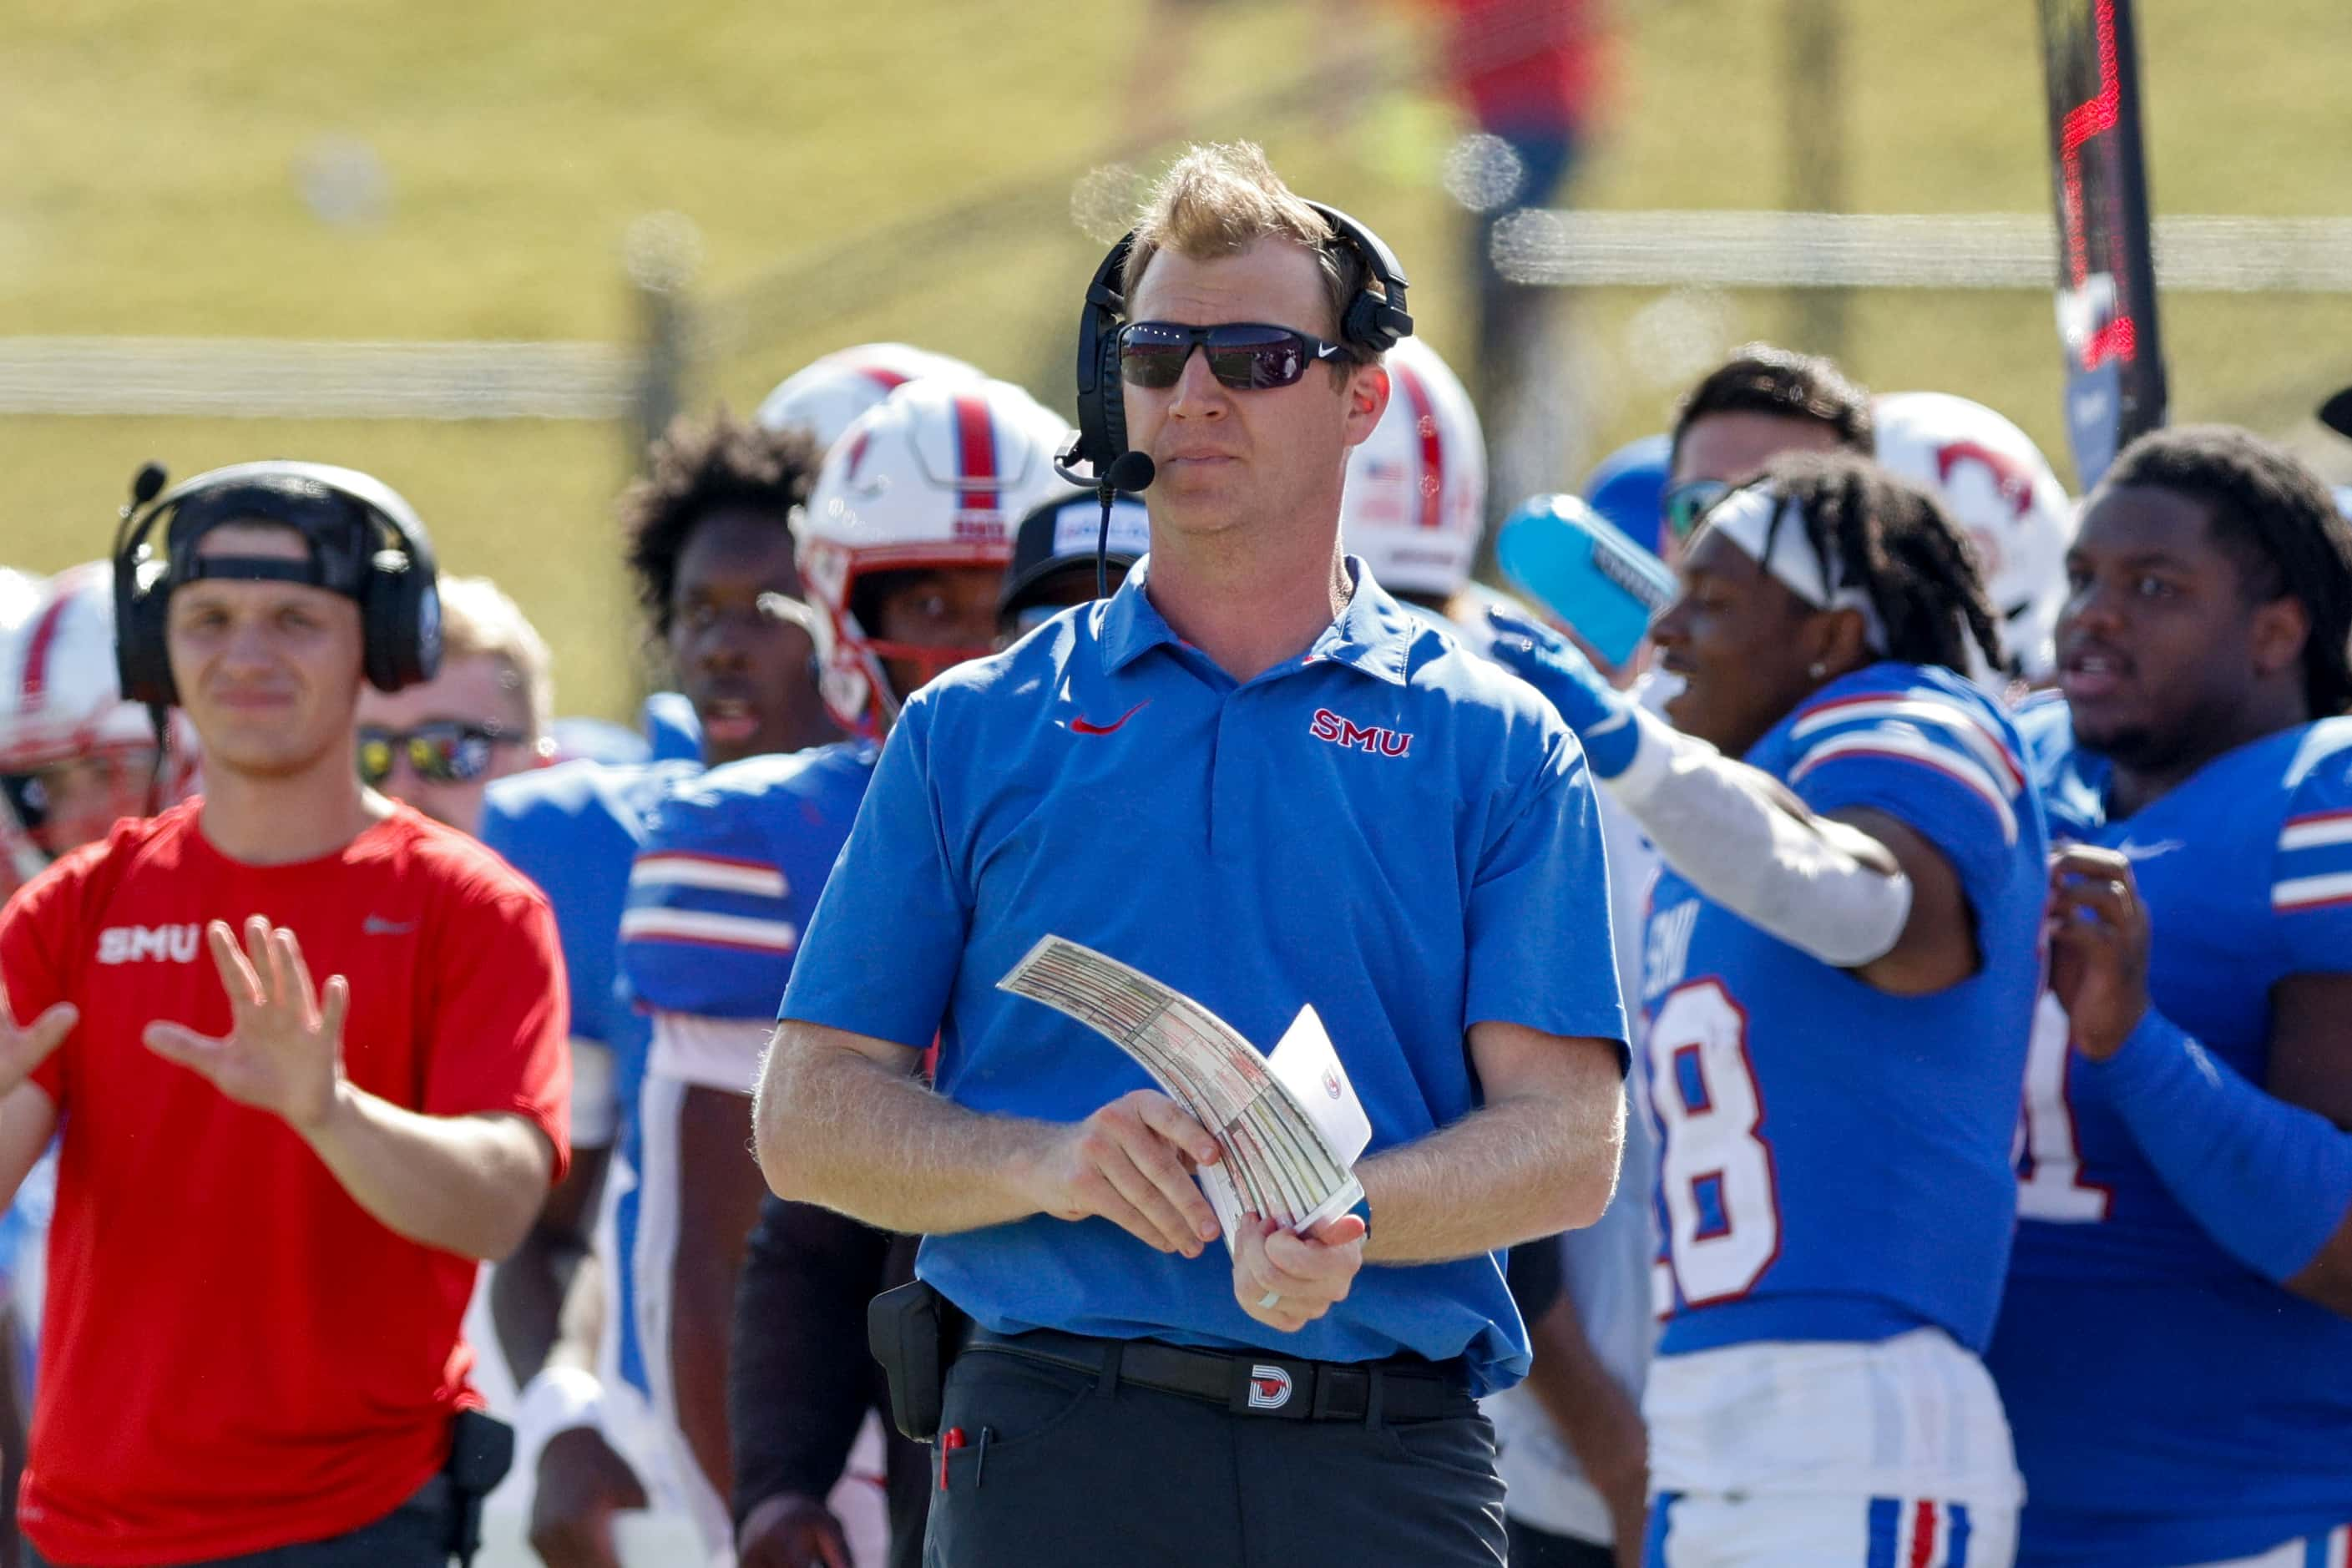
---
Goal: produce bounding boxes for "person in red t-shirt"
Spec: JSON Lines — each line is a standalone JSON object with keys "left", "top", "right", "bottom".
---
{"left": 0, "top": 463, "right": 569, "bottom": 1568}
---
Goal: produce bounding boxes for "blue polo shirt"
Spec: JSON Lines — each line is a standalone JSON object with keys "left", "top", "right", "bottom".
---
{"left": 779, "top": 557, "right": 1626, "bottom": 1395}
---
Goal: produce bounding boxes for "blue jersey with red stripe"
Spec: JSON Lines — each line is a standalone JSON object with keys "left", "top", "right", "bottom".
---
{"left": 620, "top": 742, "right": 878, "bottom": 1024}
{"left": 479, "top": 755, "right": 697, "bottom": 1400}
{"left": 1638, "top": 663, "right": 2046, "bottom": 1357}
{"left": 1988, "top": 699, "right": 2352, "bottom": 1567}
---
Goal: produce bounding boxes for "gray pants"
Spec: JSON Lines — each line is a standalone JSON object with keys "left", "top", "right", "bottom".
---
{"left": 923, "top": 1343, "right": 1507, "bottom": 1567}
{"left": 29, "top": 1475, "right": 453, "bottom": 1568}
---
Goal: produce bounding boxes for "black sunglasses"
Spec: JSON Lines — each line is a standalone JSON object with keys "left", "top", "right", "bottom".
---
{"left": 357, "top": 720, "right": 521, "bottom": 787}
{"left": 1662, "top": 479, "right": 1731, "bottom": 541}
{"left": 1117, "top": 321, "right": 1356, "bottom": 392}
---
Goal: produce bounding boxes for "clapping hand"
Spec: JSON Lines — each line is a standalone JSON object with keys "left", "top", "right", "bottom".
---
{"left": 143, "top": 917, "right": 348, "bottom": 1132}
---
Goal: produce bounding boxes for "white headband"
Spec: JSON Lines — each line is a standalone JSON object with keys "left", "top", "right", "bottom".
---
{"left": 1698, "top": 486, "right": 1887, "bottom": 653}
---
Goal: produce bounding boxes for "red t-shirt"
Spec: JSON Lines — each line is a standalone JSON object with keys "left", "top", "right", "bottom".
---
{"left": 0, "top": 800, "right": 570, "bottom": 1565}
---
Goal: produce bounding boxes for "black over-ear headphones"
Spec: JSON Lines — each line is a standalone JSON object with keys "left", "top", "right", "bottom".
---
{"left": 112, "top": 459, "right": 444, "bottom": 706}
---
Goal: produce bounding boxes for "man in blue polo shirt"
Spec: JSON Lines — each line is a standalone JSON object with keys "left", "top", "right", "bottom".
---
{"left": 753, "top": 143, "right": 1626, "bottom": 1567}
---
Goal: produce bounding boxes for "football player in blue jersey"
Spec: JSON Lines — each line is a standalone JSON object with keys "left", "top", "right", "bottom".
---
{"left": 1987, "top": 425, "right": 2352, "bottom": 1568}
{"left": 620, "top": 375, "right": 1075, "bottom": 1568}
{"left": 1495, "top": 451, "right": 2045, "bottom": 1566}
{"left": 481, "top": 404, "right": 835, "bottom": 1568}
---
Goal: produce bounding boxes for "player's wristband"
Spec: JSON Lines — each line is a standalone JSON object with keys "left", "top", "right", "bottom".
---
{"left": 2099, "top": 1008, "right": 2352, "bottom": 1284}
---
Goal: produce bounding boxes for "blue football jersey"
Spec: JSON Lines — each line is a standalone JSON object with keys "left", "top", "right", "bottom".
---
{"left": 620, "top": 742, "right": 878, "bottom": 1025}
{"left": 1989, "top": 699, "right": 2352, "bottom": 1567}
{"left": 1638, "top": 663, "right": 2047, "bottom": 1357}
{"left": 480, "top": 754, "right": 697, "bottom": 1401}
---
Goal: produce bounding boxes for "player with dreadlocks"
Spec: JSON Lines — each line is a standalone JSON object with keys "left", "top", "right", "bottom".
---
{"left": 1987, "top": 426, "right": 2352, "bottom": 1567}
{"left": 1495, "top": 449, "right": 2047, "bottom": 1565}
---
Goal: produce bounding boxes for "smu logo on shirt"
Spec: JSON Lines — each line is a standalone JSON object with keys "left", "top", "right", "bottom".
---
{"left": 97, "top": 923, "right": 202, "bottom": 965}
{"left": 1308, "top": 708, "right": 1413, "bottom": 758}
{"left": 1642, "top": 899, "right": 1700, "bottom": 1002}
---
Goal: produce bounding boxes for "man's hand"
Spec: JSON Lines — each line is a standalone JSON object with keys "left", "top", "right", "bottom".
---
{"left": 2046, "top": 846, "right": 2152, "bottom": 1060}
{"left": 737, "top": 1491, "right": 852, "bottom": 1568}
{"left": 528, "top": 1425, "right": 649, "bottom": 1568}
{"left": 1019, "top": 1089, "right": 1224, "bottom": 1257}
{"left": 141, "top": 918, "right": 345, "bottom": 1131}
{"left": 0, "top": 1002, "right": 73, "bottom": 1101}
{"left": 1233, "top": 1212, "right": 1368, "bottom": 1334}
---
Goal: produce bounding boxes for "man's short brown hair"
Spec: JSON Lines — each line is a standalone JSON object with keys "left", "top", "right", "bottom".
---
{"left": 1121, "top": 142, "right": 1380, "bottom": 364}
{"left": 1670, "top": 344, "right": 1874, "bottom": 469}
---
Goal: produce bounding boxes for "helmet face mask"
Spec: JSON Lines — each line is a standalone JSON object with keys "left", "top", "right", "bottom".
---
{"left": 797, "top": 376, "right": 1077, "bottom": 739}
{"left": 1338, "top": 337, "right": 1486, "bottom": 602}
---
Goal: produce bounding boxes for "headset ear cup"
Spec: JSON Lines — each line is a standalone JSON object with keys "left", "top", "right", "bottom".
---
{"left": 361, "top": 559, "right": 440, "bottom": 692}
{"left": 118, "top": 586, "right": 176, "bottom": 708}
{"left": 1096, "top": 331, "right": 1128, "bottom": 466}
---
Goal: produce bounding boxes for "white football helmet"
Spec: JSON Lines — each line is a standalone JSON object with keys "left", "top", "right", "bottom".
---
{"left": 1339, "top": 336, "right": 1488, "bottom": 601}
{"left": 797, "top": 377, "right": 1075, "bottom": 738}
{"left": 0, "top": 563, "right": 198, "bottom": 878}
{"left": 756, "top": 342, "right": 985, "bottom": 456}
{"left": 1874, "top": 391, "right": 2077, "bottom": 684}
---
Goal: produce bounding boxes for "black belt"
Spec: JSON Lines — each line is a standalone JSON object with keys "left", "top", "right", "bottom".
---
{"left": 957, "top": 1324, "right": 1474, "bottom": 1424}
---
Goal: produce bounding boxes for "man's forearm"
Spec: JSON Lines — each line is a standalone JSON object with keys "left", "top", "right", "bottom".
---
{"left": 757, "top": 1024, "right": 1058, "bottom": 1233}
{"left": 300, "top": 1085, "right": 553, "bottom": 1261}
{"left": 1358, "top": 1084, "right": 1623, "bottom": 1264}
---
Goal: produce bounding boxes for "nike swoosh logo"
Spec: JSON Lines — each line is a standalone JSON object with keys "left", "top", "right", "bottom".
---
{"left": 362, "top": 916, "right": 417, "bottom": 936}
{"left": 1315, "top": 343, "right": 1342, "bottom": 359}
{"left": 2114, "top": 838, "right": 2183, "bottom": 861}
{"left": 1070, "top": 701, "right": 1150, "bottom": 736}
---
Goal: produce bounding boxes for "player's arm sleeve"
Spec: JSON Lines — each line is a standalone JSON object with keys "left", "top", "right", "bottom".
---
{"left": 2092, "top": 761, "right": 2352, "bottom": 1285}
{"left": 779, "top": 703, "right": 969, "bottom": 1050}
{"left": 622, "top": 782, "right": 807, "bottom": 1093}
{"left": 1465, "top": 725, "right": 1629, "bottom": 1065}
{"left": 0, "top": 857, "right": 86, "bottom": 1110}
{"left": 728, "top": 1192, "right": 891, "bottom": 1522}
{"left": 2097, "top": 1006, "right": 2352, "bottom": 1285}
{"left": 422, "top": 881, "right": 572, "bottom": 1183}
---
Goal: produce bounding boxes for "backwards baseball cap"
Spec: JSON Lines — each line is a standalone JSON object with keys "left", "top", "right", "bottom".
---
{"left": 998, "top": 490, "right": 1151, "bottom": 620}
{"left": 159, "top": 463, "right": 419, "bottom": 598}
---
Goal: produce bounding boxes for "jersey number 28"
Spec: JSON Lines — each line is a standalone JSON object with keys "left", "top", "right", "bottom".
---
{"left": 1648, "top": 980, "right": 1781, "bottom": 1304}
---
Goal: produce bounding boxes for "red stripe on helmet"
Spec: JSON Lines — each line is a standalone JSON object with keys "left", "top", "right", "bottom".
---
{"left": 18, "top": 586, "right": 77, "bottom": 711}
{"left": 859, "top": 367, "right": 910, "bottom": 392}
{"left": 1395, "top": 363, "right": 1444, "bottom": 531}
{"left": 953, "top": 392, "right": 999, "bottom": 518}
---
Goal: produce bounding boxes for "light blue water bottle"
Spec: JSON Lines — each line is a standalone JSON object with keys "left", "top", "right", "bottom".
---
{"left": 1496, "top": 494, "right": 1678, "bottom": 669}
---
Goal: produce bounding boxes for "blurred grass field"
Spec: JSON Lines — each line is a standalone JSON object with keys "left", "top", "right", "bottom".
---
{"left": 3, "top": 0, "right": 2348, "bottom": 720}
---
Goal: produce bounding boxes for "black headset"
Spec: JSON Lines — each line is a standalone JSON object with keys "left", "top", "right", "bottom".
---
{"left": 112, "top": 459, "right": 444, "bottom": 706}
{"left": 1060, "top": 200, "right": 1416, "bottom": 501}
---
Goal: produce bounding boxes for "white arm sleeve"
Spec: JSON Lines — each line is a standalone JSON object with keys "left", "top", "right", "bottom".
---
{"left": 1603, "top": 706, "right": 1913, "bottom": 968}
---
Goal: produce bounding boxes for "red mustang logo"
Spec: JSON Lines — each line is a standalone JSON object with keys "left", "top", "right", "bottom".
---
{"left": 1308, "top": 707, "right": 1413, "bottom": 758}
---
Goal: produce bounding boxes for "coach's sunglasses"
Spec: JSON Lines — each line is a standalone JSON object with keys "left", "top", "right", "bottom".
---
{"left": 1662, "top": 479, "right": 1730, "bottom": 541}
{"left": 1118, "top": 321, "right": 1356, "bottom": 392}
{"left": 357, "top": 720, "right": 523, "bottom": 787}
